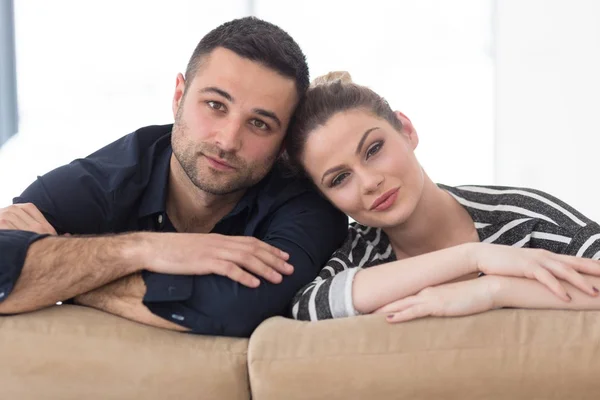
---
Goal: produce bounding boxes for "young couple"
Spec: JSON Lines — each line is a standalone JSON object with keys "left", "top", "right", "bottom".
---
{"left": 1, "top": 17, "right": 599, "bottom": 337}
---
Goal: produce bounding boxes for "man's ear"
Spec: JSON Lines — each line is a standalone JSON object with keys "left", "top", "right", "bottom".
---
{"left": 172, "top": 73, "right": 186, "bottom": 119}
{"left": 278, "top": 142, "right": 287, "bottom": 157}
{"left": 394, "top": 110, "right": 419, "bottom": 150}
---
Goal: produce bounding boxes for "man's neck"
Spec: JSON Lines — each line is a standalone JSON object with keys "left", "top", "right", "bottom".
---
{"left": 166, "top": 155, "right": 246, "bottom": 233}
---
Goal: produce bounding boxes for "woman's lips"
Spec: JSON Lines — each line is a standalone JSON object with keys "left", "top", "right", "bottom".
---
{"left": 370, "top": 188, "right": 399, "bottom": 211}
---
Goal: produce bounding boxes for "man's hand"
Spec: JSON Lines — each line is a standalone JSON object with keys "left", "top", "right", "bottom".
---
{"left": 0, "top": 203, "right": 56, "bottom": 234}
{"left": 375, "top": 276, "right": 501, "bottom": 323}
{"left": 143, "top": 233, "right": 295, "bottom": 288}
{"left": 74, "top": 273, "right": 189, "bottom": 331}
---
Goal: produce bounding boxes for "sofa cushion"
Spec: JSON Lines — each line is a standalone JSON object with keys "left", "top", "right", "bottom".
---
{"left": 248, "top": 310, "right": 600, "bottom": 400}
{"left": 0, "top": 305, "right": 250, "bottom": 400}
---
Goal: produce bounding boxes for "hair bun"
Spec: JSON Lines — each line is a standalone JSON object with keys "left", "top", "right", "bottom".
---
{"left": 310, "top": 71, "right": 353, "bottom": 87}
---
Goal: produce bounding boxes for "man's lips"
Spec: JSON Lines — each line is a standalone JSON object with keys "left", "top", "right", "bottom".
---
{"left": 203, "top": 154, "right": 235, "bottom": 170}
{"left": 370, "top": 188, "right": 399, "bottom": 211}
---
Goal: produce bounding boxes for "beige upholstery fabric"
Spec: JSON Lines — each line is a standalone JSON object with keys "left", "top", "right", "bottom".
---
{"left": 0, "top": 305, "right": 249, "bottom": 400}
{"left": 248, "top": 310, "right": 600, "bottom": 400}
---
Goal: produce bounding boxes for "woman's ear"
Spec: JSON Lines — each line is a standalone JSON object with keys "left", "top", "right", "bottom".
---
{"left": 395, "top": 110, "right": 419, "bottom": 150}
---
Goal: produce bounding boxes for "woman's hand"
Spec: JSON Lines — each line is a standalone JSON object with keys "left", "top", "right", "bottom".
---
{"left": 375, "top": 276, "right": 501, "bottom": 323}
{"left": 467, "top": 243, "right": 600, "bottom": 301}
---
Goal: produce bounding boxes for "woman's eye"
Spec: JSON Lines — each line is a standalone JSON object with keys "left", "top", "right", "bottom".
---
{"left": 207, "top": 101, "right": 225, "bottom": 111}
{"left": 366, "top": 141, "right": 383, "bottom": 159}
{"left": 331, "top": 172, "right": 349, "bottom": 187}
{"left": 251, "top": 119, "right": 269, "bottom": 130}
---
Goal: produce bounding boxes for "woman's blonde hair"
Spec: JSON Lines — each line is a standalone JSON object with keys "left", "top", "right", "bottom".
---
{"left": 285, "top": 71, "right": 402, "bottom": 175}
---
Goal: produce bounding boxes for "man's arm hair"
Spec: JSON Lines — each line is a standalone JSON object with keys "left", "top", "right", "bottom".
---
{"left": 74, "top": 272, "right": 189, "bottom": 331}
{"left": 0, "top": 233, "right": 147, "bottom": 314}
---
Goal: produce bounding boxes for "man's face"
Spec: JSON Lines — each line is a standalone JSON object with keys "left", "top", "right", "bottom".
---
{"left": 171, "top": 47, "right": 298, "bottom": 195}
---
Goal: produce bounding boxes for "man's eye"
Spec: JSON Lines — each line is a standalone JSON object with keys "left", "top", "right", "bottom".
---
{"left": 251, "top": 119, "right": 269, "bottom": 130}
{"left": 207, "top": 101, "right": 225, "bottom": 111}
{"left": 366, "top": 141, "right": 383, "bottom": 159}
{"left": 331, "top": 172, "right": 349, "bottom": 187}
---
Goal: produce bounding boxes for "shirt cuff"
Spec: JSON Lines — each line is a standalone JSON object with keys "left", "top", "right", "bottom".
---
{"left": 328, "top": 267, "right": 361, "bottom": 318}
{"left": 141, "top": 271, "right": 193, "bottom": 303}
{"left": 0, "top": 230, "right": 50, "bottom": 302}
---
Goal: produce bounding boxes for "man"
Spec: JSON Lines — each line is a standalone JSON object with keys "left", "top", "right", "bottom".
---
{"left": 0, "top": 17, "right": 348, "bottom": 337}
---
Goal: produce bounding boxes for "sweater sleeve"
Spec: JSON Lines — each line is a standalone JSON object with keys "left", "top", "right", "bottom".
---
{"left": 564, "top": 221, "right": 600, "bottom": 259}
{"left": 290, "top": 228, "right": 365, "bottom": 321}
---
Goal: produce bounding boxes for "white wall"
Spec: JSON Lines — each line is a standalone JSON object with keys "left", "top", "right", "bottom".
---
{"left": 0, "top": 0, "right": 494, "bottom": 206}
{"left": 258, "top": 0, "right": 495, "bottom": 188}
{"left": 0, "top": 0, "right": 246, "bottom": 205}
{"left": 495, "top": 0, "right": 600, "bottom": 221}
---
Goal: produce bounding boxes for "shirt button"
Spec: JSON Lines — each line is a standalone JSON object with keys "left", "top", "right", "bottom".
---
{"left": 157, "top": 214, "right": 163, "bottom": 224}
{"left": 0, "top": 292, "right": 5, "bottom": 299}
{"left": 171, "top": 314, "right": 185, "bottom": 321}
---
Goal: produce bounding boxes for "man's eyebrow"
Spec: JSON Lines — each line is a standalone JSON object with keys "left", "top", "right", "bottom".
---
{"left": 198, "top": 87, "right": 282, "bottom": 129}
{"left": 199, "top": 87, "right": 233, "bottom": 102}
{"left": 252, "top": 108, "right": 282, "bottom": 129}
{"left": 355, "top": 127, "right": 380, "bottom": 155}
{"left": 320, "top": 126, "right": 381, "bottom": 185}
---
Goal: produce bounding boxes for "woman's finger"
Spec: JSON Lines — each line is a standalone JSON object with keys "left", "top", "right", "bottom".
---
{"left": 555, "top": 253, "right": 600, "bottom": 276}
{"left": 386, "top": 303, "right": 431, "bottom": 323}
{"left": 374, "top": 295, "right": 421, "bottom": 314}
{"left": 543, "top": 258, "right": 598, "bottom": 297}
{"left": 532, "top": 266, "right": 570, "bottom": 301}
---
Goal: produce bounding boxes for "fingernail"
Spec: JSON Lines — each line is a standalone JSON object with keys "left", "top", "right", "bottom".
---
{"left": 286, "top": 263, "right": 294, "bottom": 272}
{"left": 387, "top": 314, "right": 395, "bottom": 319}
{"left": 281, "top": 251, "right": 289, "bottom": 259}
{"left": 253, "top": 278, "right": 261, "bottom": 287}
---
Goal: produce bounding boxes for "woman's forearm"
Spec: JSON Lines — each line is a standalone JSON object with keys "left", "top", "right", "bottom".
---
{"left": 352, "top": 243, "right": 478, "bottom": 314}
{"left": 494, "top": 275, "right": 600, "bottom": 310}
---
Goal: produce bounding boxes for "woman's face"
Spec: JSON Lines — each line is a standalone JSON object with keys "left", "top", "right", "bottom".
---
{"left": 300, "top": 109, "right": 424, "bottom": 228}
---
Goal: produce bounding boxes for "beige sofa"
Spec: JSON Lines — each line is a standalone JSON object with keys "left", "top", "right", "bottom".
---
{"left": 2, "top": 305, "right": 600, "bottom": 399}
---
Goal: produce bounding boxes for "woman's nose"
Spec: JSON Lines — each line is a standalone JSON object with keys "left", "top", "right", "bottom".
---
{"left": 360, "top": 170, "right": 384, "bottom": 194}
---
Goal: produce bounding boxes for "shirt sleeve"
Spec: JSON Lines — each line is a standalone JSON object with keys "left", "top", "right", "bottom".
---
{"left": 143, "top": 190, "right": 348, "bottom": 337}
{"left": 0, "top": 230, "right": 49, "bottom": 306}
{"left": 564, "top": 221, "right": 600, "bottom": 259}
{"left": 13, "top": 159, "right": 117, "bottom": 234}
{"left": 0, "top": 158, "right": 118, "bottom": 305}
{"left": 291, "top": 228, "right": 364, "bottom": 321}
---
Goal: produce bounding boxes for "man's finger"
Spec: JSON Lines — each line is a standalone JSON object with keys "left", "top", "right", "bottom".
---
{"left": 213, "top": 261, "right": 261, "bottom": 288}
{"left": 16, "top": 203, "right": 57, "bottom": 234}
{"left": 227, "top": 252, "right": 282, "bottom": 284}
{"left": 254, "top": 247, "right": 294, "bottom": 274}
{"left": 235, "top": 236, "right": 289, "bottom": 260}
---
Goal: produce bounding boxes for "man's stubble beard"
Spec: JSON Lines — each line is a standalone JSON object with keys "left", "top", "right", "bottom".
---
{"left": 171, "top": 111, "right": 277, "bottom": 196}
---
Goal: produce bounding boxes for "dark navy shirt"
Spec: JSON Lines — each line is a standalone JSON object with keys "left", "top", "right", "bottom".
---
{"left": 0, "top": 124, "right": 347, "bottom": 337}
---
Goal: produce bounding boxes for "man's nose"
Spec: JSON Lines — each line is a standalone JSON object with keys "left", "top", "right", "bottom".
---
{"left": 214, "top": 119, "right": 243, "bottom": 153}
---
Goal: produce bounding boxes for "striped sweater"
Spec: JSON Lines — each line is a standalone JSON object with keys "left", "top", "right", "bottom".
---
{"left": 291, "top": 184, "right": 600, "bottom": 321}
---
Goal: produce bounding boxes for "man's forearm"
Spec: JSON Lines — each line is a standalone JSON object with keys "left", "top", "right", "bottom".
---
{"left": 74, "top": 273, "right": 189, "bottom": 331}
{"left": 0, "top": 233, "right": 149, "bottom": 314}
{"left": 494, "top": 274, "right": 600, "bottom": 310}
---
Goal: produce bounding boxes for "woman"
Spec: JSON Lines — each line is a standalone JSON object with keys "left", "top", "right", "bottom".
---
{"left": 286, "top": 72, "right": 600, "bottom": 323}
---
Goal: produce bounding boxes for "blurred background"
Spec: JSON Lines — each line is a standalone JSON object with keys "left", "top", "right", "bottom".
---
{"left": 0, "top": 0, "right": 598, "bottom": 219}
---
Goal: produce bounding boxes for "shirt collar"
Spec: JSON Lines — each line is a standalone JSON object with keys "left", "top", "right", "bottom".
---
{"left": 137, "top": 144, "right": 172, "bottom": 218}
